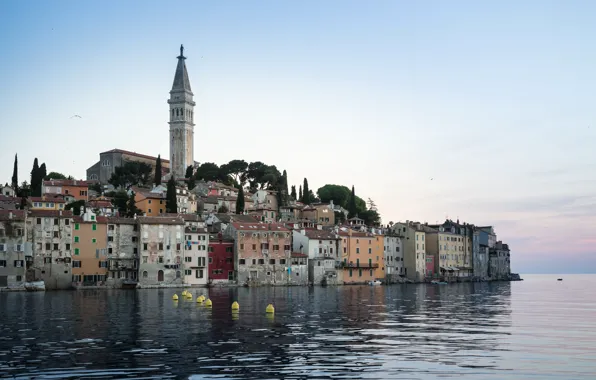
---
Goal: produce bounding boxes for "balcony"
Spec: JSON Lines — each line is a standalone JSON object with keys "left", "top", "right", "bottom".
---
{"left": 262, "top": 249, "right": 269, "bottom": 254}
{"left": 344, "top": 262, "right": 379, "bottom": 269}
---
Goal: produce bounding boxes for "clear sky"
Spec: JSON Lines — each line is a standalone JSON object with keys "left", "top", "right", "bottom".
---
{"left": 1, "top": 0, "right": 594, "bottom": 274}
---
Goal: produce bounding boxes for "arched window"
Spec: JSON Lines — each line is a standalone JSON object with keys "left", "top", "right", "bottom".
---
{"left": 176, "top": 109, "right": 179, "bottom": 117}
{"left": 158, "top": 270, "right": 164, "bottom": 282}
{"left": 142, "top": 271, "right": 148, "bottom": 278}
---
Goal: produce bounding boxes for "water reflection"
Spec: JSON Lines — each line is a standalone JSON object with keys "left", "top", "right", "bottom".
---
{"left": 1, "top": 279, "right": 594, "bottom": 379}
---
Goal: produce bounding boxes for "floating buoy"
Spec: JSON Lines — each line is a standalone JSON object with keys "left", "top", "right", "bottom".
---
{"left": 181, "top": 290, "right": 187, "bottom": 297}
{"left": 266, "top": 304, "right": 274, "bottom": 313}
{"left": 197, "top": 295, "right": 205, "bottom": 303}
{"left": 231, "top": 301, "right": 240, "bottom": 311}
{"left": 186, "top": 294, "right": 193, "bottom": 300}
{"left": 172, "top": 294, "right": 179, "bottom": 301}
{"left": 205, "top": 298, "right": 213, "bottom": 307}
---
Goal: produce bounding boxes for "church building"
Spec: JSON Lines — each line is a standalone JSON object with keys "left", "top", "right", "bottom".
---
{"left": 87, "top": 45, "right": 196, "bottom": 184}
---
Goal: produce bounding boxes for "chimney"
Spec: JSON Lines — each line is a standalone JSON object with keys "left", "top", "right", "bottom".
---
{"left": 59, "top": 210, "right": 62, "bottom": 216}
{"left": 9, "top": 211, "right": 13, "bottom": 219}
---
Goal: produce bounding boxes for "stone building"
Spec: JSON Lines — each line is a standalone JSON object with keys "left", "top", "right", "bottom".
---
{"left": 292, "top": 228, "right": 340, "bottom": 285}
{"left": 0, "top": 210, "right": 29, "bottom": 288}
{"left": 225, "top": 222, "right": 291, "bottom": 286}
{"left": 168, "top": 44, "right": 196, "bottom": 180}
{"left": 72, "top": 210, "right": 108, "bottom": 286}
{"left": 106, "top": 217, "right": 139, "bottom": 287}
{"left": 289, "top": 253, "right": 309, "bottom": 286}
{"left": 183, "top": 225, "right": 209, "bottom": 286}
{"left": 208, "top": 232, "right": 235, "bottom": 284}
{"left": 86, "top": 149, "right": 170, "bottom": 185}
{"left": 28, "top": 209, "right": 74, "bottom": 290}
{"left": 383, "top": 233, "right": 403, "bottom": 283}
{"left": 138, "top": 216, "right": 185, "bottom": 287}
{"left": 474, "top": 226, "right": 496, "bottom": 279}
{"left": 489, "top": 241, "right": 511, "bottom": 280}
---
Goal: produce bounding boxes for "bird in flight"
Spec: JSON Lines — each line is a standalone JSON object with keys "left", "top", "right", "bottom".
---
{"left": 70, "top": 115, "right": 82, "bottom": 119}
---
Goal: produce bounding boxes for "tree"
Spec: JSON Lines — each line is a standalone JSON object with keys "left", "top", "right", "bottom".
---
{"left": 359, "top": 209, "right": 381, "bottom": 227}
{"left": 185, "top": 165, "right": 195, "bottom": 190}
{"left": 89, "top": 183, "right": 102, "bottom": 195}
{"left": 298, "top": 185, "right": 302, "bottom": 202}
{"left": 290, "top": 185, "right": 297, "bottom": 201}
{"left": 108, "top": 161, "right": 152, "bottom": 189}
{"left": 65, "top": 200, "right": 86, "bottom": 216}
{"left": 335, "top": 211, "right": 346, "bottom": 224}
{"left": 126, "top": 192, "right": 142, "bottom": 217}
{"left": 45, "top": 172, "right": 68, "bottom": 180}
{"left": 218, "top": 205, "right": 229, "bottom": 213}
{"left": 30, "top": 158, "right": 42, "bottom": 197}
{"left": 16, "top": 181, "right": 30, "bottom": 199}
{"left": 367, "top": 198, "right": 377, "bottom": 211}
{"left": 154, "top": 155, "right": 162, "bottom": 186}
{"left": 110, "top": 190, "right": 129, "bottom": 216}
{"left": 347, "top": 185, "right": 358, "bottom": 218}
{"left": 194, "top": 162, "right": 223, "bottom": 182}
{"left": 317, "top": 184, "right": 366, "bottom": 213}
{"left": 220, "top": 160, "right": 248, "bottom": 185}
{"left": 302, "top": 178, "right": 311, "bottom": 204}
{"left": 165, "top": 177, "right": 178, "bottom": 213}
{"left": 236, "top": 186, "right": 245, "bottom": 214}
{"left": 11, "top": 154, "right": 18, "bottom": 191}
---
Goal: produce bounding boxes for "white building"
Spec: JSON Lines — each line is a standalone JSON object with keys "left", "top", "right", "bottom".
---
{"left": 384, "top": 235, "right": 403, "bottom": 283}
{"left": 183, "top": 226, "right": 209, "bottom": 286}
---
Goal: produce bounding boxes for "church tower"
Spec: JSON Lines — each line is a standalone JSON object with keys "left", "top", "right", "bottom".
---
{"left": 168, "top": 44, "right": 195, "bottom": 180}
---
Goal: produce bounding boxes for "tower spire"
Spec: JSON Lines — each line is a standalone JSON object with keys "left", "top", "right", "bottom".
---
{"left": 172, "top": 44, "right": 191, "bottom": 93}
{"left": 178, "top": 44, "right": 185, "bottom": 59}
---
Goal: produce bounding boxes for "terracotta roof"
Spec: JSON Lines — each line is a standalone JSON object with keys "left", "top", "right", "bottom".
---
{"left": 0, "top": 195, "right": 19, "bottom": 202}
{"left": 202, "top": 196, "right": 219, "bottom": 204}
{"left": 0, "top": 210, "right": 26, "bottom": 221}
{"left": 162, "top": 213, "right": 203, "bottom": 222}
{"left": 230, "top": 222, "right": 290, "bottom": 232}
{"left": 231, "top": 214, "right": 260, "bottom": 223}
{"left": 88, "top": 200, "right": 113, "bottom": 208}
{"left": 43, "top": 179, "right": 89, "bottom": 187}
{"left": 100, "top": 148, "right": 170, "bottom": 164}
{"left": 137, "top": 216, "right": 184, "bottom": 225}
{"left": 73, "top": 215, "right": 108, "bottom": 223}
{"left": 184, "top": 226, "right": 208, "bottom": 234}
{"left": 29, "top": 210, "right": 73, "bottom": 217}
{"left": 107, "top": 217, "right": 137, "bottom": 225}
{"left": 304, "top": 229, "right": 340, "bottom": 240}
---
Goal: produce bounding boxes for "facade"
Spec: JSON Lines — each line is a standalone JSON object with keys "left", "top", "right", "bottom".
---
{"left": 289, "top": 253, "right": 309, "bottom": 285}
{"left": 208, "top": 233, "right": 235, "bottom": 284}
{"left": 0, "top": 210, "right": 29, "bottom": 288}
{"left": 251, "top": 189, "right": 278, "bottom": 212}
{"left": 1, "top": 185, "right": 15, "bottom": 197}
{"left": 138, "top": 216, "right": 185, "bottom": 286}
{"left": 133, "top": 188, "right": 166, "bottom": 217}
{"left": 292, "top": 228, "right": 340, "bottom": 284}
{"left": 489, "top": 241, "right": 511, "bottom": 280}
{"left": 183, "top": 226, "right": 209, "bottom": 286}
{"left": 224, "top": 222, "right": 292, "bottom": 286}
{"left": 0, "top": 195, "right": 19, "bottom": 210}
{"left": 72, "top": 210, "right": 108, "bottom": 286}
{"left": 168, "top": 45, "right": 195, "bottom": 180}
{"left": 383, "top": 234, "right": 403, "bottom": 283}
{"left": 106, "top": 217, "right": 139, "bottom": 287}
{"left": 29, "top": 196, "right": 66, "bottom": 211}
{"left": 28, "top": 210, "right": 74, "bottom": 289}
{"left": 308, "top": 257, "right": 339, "bottom": 286}
{"left": 43, "top": 179, "right": 90, "bottom": 202}
{"left": 86, "top": 149, "right": 170, "bottom": 184}
{"left": 393, "top": 222, "right": 427, "bottom": 282}
{"left": 338, "top": 229, "right": 385, "bottom": 284}
{"left": 473, "top": 228, "right": 489, "bottom": 280}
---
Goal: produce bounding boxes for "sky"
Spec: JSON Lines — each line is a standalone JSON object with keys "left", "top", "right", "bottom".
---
{"left": 1, "top": 0, "right": 595, "bottom": 274}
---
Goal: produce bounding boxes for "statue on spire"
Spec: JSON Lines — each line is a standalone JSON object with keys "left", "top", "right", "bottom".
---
{"left": 180, "top": 44, "right": 184, "bottom": 57}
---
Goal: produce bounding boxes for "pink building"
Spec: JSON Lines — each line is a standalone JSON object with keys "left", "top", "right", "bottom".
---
{"left": 425, "top": 254, "right": 435, "bottom": 278}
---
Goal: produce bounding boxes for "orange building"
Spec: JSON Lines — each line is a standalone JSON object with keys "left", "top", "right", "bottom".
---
{"left": 338, "top": 229, "right": 385, "bottom": 284}
{"left": 72, "top": 210, "right": 108, "bottom": 286}
{"left": 132, "top": 188, "right": 166, "bottom": 216}
{"left": 43, "top": 179, "right": 90, "bottom": 202}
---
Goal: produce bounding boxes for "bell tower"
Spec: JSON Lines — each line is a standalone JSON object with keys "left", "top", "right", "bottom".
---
{"left": 168, "top": 44, "right": 195, "bottom": 180}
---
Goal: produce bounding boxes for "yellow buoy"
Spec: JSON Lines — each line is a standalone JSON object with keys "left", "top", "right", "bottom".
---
{"left": 266, "top": 304, "right": 274, "bottom": 313}
{"left": 172, "top": 294, "right": 179, "bottom": 301}
{"left": 205, "top": 298, "right": 213, "bottom": 307}
{"left": 197, "top": 296, "right": 204, "bottom": 303}
{"left": 186, "top": 294, "right": 193, "bottom": 300}
{"left": 231, "top": 301, "right": 240, "bottom": 311}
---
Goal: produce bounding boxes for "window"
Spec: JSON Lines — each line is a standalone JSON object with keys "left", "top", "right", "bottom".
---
{"left": 142, "top": 271, "right": 148, "bottom": 278}
{"left": 185, "top": 269, "right": 192, "bottom": 275}
{"left": 240, "top": 244, "right": 244, "bottom": 250}
{"left": 73, "top": 261, "right": 81, "bottom": 268}
{"left": 143, "top": 243, "right": 148, "bottom": 251}
{"left": 269, "top": 259, "right": 275, "bottom": 264}
{"left": 75, "top": 223, "right": 79, "bottom": 230}
{"left": 208, "top": 257, "right": 213, "bottom": 264}
{"left": 252, "top": 244, "right": 256, "bottom": 250}
{"left": 90, "top": 215, "right": 95, "bottom": 221}
{"left": 159, "top": 243, "right": 163, "bottom": 250}
{"left": 53, "top": 243, "right": 58, "bottom": 251}
{"left": 368, "top": 248, "right": 372, "bottom": 254}
{"left": 108, "top": 248, "right": 113, "bottom": 254}
{"left": 185, "top": 257, "right": 192, "bottom": 262}
{"left": 45, "top": 243, "right": 51, "bottom": 250}
{"left": 196, "top": 269, "right": 204, "bottom": 278}
{"left": 158, "top": 256, "right": 164, "bottom": 263}
{"left": 0, "top": 260, "right": 5, "bottom": 267}
{"left": 239, "top": 259, "right": 246, "bottom": 265}
{"left": 356, "top": 248, "right": 360, "bottom": 254}
{"left": 92, "top": 238, "right": 96, "bottom": 244}
{"left": 148, "top": 209, "right": 152, "bottom": 213}
{"left": 74, "top": 248, "right": 80, "bottom": 255}
{"left": 176, "top": 243, "right": 181, "bottom": 251}
{"left": 258, "top": 259, "right": 265, "bottom": 264}
{"left": 280, "top": 259, "right": 286, "bottom": 265}
{"left": 36, "top": 218, "right": 41, "bottom": 225}
{"left": 92, "top": 224, "right": 97, "bottom": 231}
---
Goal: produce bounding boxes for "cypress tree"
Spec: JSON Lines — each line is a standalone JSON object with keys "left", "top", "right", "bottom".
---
{"left": 185, "top": 165, "right": 195, "bottom": 190}
{"left": 154, "top": 155, "right": 162, "bottom": 186}
{"left": 348, "top": 185, "right": 357, "bottom": 218}
{"left": 236, "top": 186, "right": 245, "bottom": 214}
{"left": 11, "top": 154, "right": 18, "bottom": 191}
{"left": 126, "top": 191, "right": 141, "bottom": 217}
{"left": 165, "top": 177, "right": 178, "bottom": 213}
{"left": 282, "top": 170, "right": 289, "bottom": 206}
{"left": 30, "top": 158, "right": 40, "bottom": 197}
{"left": 302, "top": 178, "right": 310, "bottom": 205}
{"left": 290, "top": 185, "right": 296, "bottom": 201}
{"left": 299, "top": 185, "right": 302, "bottom": 203}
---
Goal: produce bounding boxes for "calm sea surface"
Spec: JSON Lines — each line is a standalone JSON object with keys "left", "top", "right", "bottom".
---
{"left": 0, "top": 274, "right": 594, "bottom": 379}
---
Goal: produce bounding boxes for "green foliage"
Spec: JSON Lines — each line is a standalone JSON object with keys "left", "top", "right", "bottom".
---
{"left": 318, "top": 184, "right": 366, "bottom": 214}
{"left": 185, "top": 165, "right": 196, "bottom": 190}
{"left": 298, "top": 185, "right": 302, "bottom": 202}
{"left": 11, "top": 154, "right": 18, "bottom": 191}
{"left": 89, "top": 183, "right": 102, "bottom": 195}
{"left": 126, "top": 192, "right": 142, "bottom": 217}
{"left": 290, "top": 185, "right": 297, "bottom": 201}
{"left": 301, "top": 178, "right": 310, "bottom": 204}
{"left": 110, "top": 190, "right": 129, "bottom": 216}
{"left": 108, "top": 161, "right": 152, "bottom": 189}
{"left": 220, "top": 160, "right": 248, "bottom": 185}
{"left": 334, "top": 211, "right": 346, "bottom": 224}
{"left": 154, "top": 155, "right": 162, "bottom": 186}
{"left": 243, "top": 161, "right": 281, "bottom": 191}
{"left": 347, "top": 185, "right": 358, "bottom": 218}
{"left": 45, "top": 172, "right": 68, "bottom": 180}
{"left": 30, "top": 158, "right": 46, "bottom": 197}
{"left": 16, "top": 181, "right": 30, "bottom": 198}
{"left": 194, "top": 162, "right": 224, "bottom": 182}
{"left": 165, "top": 177, "right": 178, "bottom": 213}
{"left": 218, "top": 205, "right": 229, "bottom": 213}
{"left": 65, "top": 200, "right": 86, "bottom": 216}
{"left": 359, "top": 209, "right": 381, "bottom": 227}
{"left": 236, "top": 186, "right": 245, "bottom": 214}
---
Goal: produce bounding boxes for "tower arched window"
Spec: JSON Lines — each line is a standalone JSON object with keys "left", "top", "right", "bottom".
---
{"left": 175, "top": 108, "right": 179, "bottom": 117}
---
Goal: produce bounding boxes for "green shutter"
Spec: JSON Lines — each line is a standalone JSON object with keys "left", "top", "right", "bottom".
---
{"left": 92, "top": 224, "right": 97, "bottom": 231}
{"left": 75, "top": 223, "right": 79, "bottom": 230}
{"left": 74, "top": 236, "right": 79, "bottom": 243}
{"left": 74, "top": 248, "right": 80, "bottom": 255}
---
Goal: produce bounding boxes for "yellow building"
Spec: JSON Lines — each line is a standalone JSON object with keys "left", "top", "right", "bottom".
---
{"left": 72, "top": 210, "right": 108, "bottom": 286}
{"left": 426, "top": 230, "right": 465, "bottom": 280}
{"left": 338, "top": 229, "right": 385, "bottom": 284}
{"left": 29, "top": 196, "right": 66, "bottom": 211}
{"left": 133, "top": 188, "right": 166, "bottom": 216}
